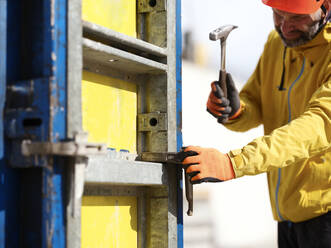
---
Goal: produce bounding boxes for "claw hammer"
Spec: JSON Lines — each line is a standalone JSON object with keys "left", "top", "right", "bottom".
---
{"left": 209, "top": 25, "right": 238, "bottom": 98}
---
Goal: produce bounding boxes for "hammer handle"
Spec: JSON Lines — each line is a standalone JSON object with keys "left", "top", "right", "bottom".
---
{"left": 185, "top": 172, "right": 193, "bottom": 216}
{"left": 219, "top": 69, "right": 227, "bottom": 98}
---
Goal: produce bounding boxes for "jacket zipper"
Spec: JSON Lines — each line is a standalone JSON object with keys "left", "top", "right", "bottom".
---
{"left": 275, "top": 57, "right": 306, "bottom": 221}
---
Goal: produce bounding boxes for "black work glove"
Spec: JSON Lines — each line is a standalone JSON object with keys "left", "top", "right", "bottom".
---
{"left": 206, "top": 73, "right": 241, "bottom": 124}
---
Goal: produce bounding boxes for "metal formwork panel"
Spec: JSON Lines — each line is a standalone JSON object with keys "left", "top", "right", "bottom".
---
{"left": 81, "top": 0, "right": 140, "bottom": 154}
{"left": 3, "top": 0, "right": 70, "bottom": 247}
{"left": 1, "top": 0, "right": 183, "bottom": 247}
{"left": 79, "top": 0, "right": 182, "bottom": 246}
{"left": 82, "top": 70, "right": 138, "bottom": 152}
{"left": 81, "top": 195, "right": 138, "bottom": 247}
{"left": 82, "top": 0, "right": 137, "bottom": 38}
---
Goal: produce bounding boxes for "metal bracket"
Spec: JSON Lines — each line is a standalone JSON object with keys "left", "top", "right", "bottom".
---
{"left": 21, "top": 132, "right": 107, "bottom": 218}
{"left": 137, "top": 0, "right": 166, "bottom": 13}
{"left": 139, "top": 151, "right": 194, "bottom": 216}
{"left": 138, "top": 112, "right": 167, "bottom": 132}
{"left": 21, "top": 132, "right": 107, "bottom": 157}
{"left": 139, "top": 152, "right": 178, "bottom": 163}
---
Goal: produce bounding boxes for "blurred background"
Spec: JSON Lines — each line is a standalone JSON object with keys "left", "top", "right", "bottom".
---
{"left": 181, "top": 1, "right": 277, "bottom": 247}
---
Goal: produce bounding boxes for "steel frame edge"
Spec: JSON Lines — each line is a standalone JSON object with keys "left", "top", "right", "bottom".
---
{"left": 175, "top": 0, "right": 184, "bottom": 247}
{"left": 66, "top": 0, "right": 83, "bottom": 247}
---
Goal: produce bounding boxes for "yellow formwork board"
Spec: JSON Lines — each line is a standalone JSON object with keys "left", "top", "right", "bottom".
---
{"left": 82, "top": 71, "right": 137, "bottom": 153}
{"left": 82, "top": 0, "right": 136, "bottom": 37}
{"left": 81, "top": 196, "right": 138, "bottom": 248}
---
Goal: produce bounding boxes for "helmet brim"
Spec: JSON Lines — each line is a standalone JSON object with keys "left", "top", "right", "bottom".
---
{"left": 262, "top": 0, "right": 324, "bottom": 14}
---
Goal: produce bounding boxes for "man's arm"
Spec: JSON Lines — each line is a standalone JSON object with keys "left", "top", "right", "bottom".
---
{"left": 230, "top": 77, "right": 331, "bottom": 177}
{"left": 182, "top": 77, "right": 331, "bottom": 183}
{"left": 206, "top": 38, "right": 269, "bottom": 131}
{"left": 223, "top": 55, "right": 265, "bottom": 132}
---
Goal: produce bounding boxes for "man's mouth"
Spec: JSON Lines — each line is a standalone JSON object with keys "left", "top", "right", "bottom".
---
{"left": 283, "top": 32, "right": 300, "bottom": 40}
{"left": 281, "top": 30, "right": 303, "bottom": 40}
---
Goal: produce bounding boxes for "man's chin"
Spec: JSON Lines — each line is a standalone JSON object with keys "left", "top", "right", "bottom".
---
{"left": 280, "top": 36, "right": 310, "bottom": 47}
{"left": 276, "top": 29, "right": 312, "bottom": 47}
{"left": 275, "top": 22, "right": 321, "bottom": 48}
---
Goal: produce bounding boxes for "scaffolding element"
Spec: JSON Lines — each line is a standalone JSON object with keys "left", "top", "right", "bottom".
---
{"left": 1, "top": 0, "right": 183, "bottom": 247}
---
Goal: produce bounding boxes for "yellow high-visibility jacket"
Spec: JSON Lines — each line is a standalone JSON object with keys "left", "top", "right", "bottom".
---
{"left": 226, "top": 22, "right": 331, "bottom": 222}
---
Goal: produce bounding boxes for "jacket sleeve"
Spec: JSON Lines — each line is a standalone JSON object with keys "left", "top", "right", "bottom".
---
{"left": 223, "top": 40, "right": 271, "bottom": 132}
{"left": 229, "top": 73, "right": 331, "bottom": 178}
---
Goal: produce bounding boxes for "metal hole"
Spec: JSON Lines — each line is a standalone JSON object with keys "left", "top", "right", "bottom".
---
{"left": 23, "top": 118, "right": 42, "bottom": 127}
{"left": 149, "top": 118, "right": 158, "bottom": 126}
{"left": 149, "top": 0, "right": 157, "bottom": 7}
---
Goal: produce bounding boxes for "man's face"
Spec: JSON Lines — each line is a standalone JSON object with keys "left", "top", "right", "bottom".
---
{"left": 273, "top": 8, "right": 324, "bottom": 47}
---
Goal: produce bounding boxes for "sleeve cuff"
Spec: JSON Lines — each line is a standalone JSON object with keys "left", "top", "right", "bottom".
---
{"left": 228, "top": 149, "right": 245, "bottom": 178}
{"left": 226, "top": 100, "right": 246, "bottom": 124}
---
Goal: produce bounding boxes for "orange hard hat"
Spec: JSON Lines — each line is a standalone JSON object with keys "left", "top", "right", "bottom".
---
{"left": 262, "top": 0, "right": 325, "bottom": 14}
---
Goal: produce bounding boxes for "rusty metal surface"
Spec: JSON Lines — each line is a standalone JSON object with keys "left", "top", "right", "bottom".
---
{"left": 137, "top": 0, "right": 166, "bottom": 13}
{"left": 139, "top": 152, "right": 179, "bottom": 164}
{"left": 138, "top": 112, "right": 168, "bottom": 132}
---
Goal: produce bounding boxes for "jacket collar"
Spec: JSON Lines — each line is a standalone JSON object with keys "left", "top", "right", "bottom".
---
{"left": 290, "top": 22, "right": 331, "bottom": 62}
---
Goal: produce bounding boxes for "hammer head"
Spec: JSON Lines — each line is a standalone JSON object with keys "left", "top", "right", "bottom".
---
{"left": 209, "top": 25, "right": 238, "bottom": 41}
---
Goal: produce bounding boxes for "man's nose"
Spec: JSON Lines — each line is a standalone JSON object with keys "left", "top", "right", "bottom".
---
{"left": 280, "top": 20, "right": 296, "bottom": 34}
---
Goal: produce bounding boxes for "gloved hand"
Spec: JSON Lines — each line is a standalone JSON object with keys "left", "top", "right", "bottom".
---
{"left": 207, "top": 73, "right": 241, "bottom": 124}
{"left": 180, "top": 146, "right": 235, "bottom": 184}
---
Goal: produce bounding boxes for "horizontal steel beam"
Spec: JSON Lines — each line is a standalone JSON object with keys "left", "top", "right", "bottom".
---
{"left": 83, "top": 38, "right": 168, "bottom": 74}
{"left": 85, "top": 154, "right": 168, "bottom": 186}
{"left": 83, "top": 20, "right": 167, "bottom": 59}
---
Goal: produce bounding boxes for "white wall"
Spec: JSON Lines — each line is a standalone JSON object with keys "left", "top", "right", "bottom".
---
{"left": 182, "top": 0, "right": 274, "bottom": 81}
{"left": 181, "top": 1, "right": 278, "bottom": 247}
{"left": 182, "top": 62, "right": 277, "bottom": 248}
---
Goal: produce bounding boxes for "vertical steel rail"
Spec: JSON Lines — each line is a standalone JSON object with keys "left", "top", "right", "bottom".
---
{"left": 41, "top": 0, "right": 67, "bottom": 247}
{"left": 1, "top": 0, "right": 68, "bottom": 247}
{"left": 0, "top": 0, "right": 7, "bottom": 246}
{"left": 168, "top": 0, "right": 181, "bottom": 245}
{"left": 176, "top": 0, "right": 184, "bottom": 247}
{"left": 0, "top": 0, "right": 6, "bottom": 160}
{"left": 1, "top": 1, "right": 20, "bottom": 247}
{"left": 66, "top": 0, "right": 82, "bottom": 247}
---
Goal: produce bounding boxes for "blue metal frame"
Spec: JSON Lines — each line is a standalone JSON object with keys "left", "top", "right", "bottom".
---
{"left": 0, "top": 1, "right": 6, "bottom": 245}
{"left": 41, "top": 0, "right": 67, "bottom": 246}
{"left": 0, "top": 1, "right": 20, "bottom": 247}
{"left": 176, "top": 0, "right": 184, "bottom": 246}
{"left": 2, "top": 0, "right": 181, "bottom": 247}
{"left": 0, "top": 0, "right": 6, "bottom": 160}
{"left": 2, "top": 0, "right": 68, "bottom": 247}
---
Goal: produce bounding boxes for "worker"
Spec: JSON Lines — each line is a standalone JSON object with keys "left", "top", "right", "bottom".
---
{"left": 179, "top": 0, "right": 331, "bottom": 247}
